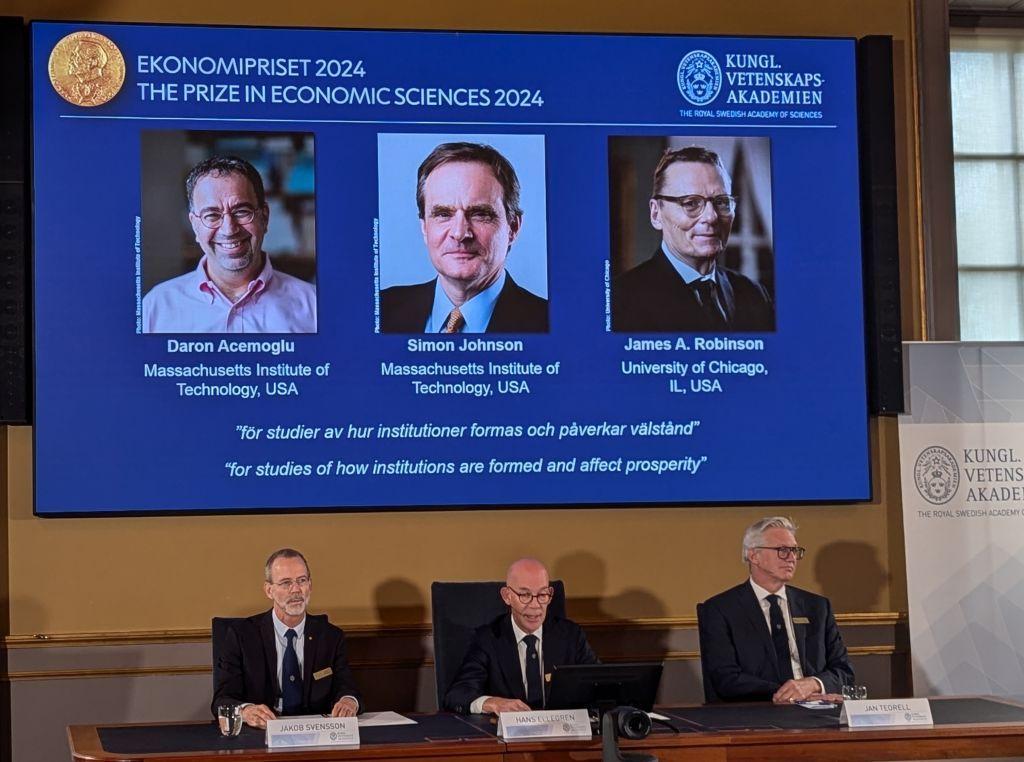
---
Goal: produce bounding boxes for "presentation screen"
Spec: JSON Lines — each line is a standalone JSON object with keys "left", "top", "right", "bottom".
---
{"left": 31, "top": 22, "right": 870, "bottom": 514}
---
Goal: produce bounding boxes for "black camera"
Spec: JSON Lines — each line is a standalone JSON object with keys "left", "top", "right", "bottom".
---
{"left": 610, "top": 706, "right": 652, "bottom": 739}
{"left": 601, "top": 706, "right": 656, "bottom": 762}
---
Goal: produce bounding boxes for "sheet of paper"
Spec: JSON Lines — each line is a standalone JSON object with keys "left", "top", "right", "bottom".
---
{"left": 796, "top": 700, "right": 839, "bottom": 710}
{"left": 357, "top": 711, "right": 418, "bottom": 727}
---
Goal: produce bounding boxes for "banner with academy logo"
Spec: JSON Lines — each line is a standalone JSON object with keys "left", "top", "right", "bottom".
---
{"left": 899, "top": 342, "right": 1024, "bottom": 698}
{"left": 674, "top": 48, "right": 825, "bottom": 119}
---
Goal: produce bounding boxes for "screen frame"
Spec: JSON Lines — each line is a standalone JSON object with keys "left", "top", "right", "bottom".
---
{"left": 28, "top": 19, "right": 877, "bottom": 517}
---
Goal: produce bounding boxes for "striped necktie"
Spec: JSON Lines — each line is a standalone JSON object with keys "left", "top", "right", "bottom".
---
{"left": 442, "top": 307, "right": 465, "bottom": 333}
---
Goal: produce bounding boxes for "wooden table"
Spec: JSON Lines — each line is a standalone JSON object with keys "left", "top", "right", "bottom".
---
{"left": 68, "top": 713, "right": 504, "bottom": 761}
{"left": 68, "top": 698, "right": 1024, "bottom": 761}
{"left": 505, "top": 698, "right": 1024, "bottom": 761}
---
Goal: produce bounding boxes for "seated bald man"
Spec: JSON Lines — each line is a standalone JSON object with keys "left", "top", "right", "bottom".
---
{"left": 443, "top": 558, "right": 599, "bottom": 715}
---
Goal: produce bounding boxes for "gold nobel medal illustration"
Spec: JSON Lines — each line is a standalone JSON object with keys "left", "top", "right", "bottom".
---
{"left": 48, "top": 31, "right": 125, "bottom": 107}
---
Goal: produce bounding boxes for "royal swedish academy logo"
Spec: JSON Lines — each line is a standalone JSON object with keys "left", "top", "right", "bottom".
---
{"left": 914, "top": 446, "right": 960, "bottom": 505}
{"left": 677, "top": 50, "right": 722, "bottom": 106}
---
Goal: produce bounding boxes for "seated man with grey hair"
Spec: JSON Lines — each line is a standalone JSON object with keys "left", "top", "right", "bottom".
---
{"left": 211, "top": 548, "right": 360, "bottom": 728}
{"left": 699, "top": 517, "right": 853, "bottom": 703}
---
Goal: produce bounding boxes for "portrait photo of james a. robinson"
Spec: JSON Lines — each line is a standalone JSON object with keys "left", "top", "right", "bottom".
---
{"left": 609, "top": 135, "right": 776, "bottom": 334}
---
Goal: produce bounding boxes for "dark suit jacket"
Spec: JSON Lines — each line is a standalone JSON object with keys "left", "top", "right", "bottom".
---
{"left": 443, "top": 614, "right": 599, "bottom": 714}
{"left": 380, "top": 273, "right": 548, "bottom": 333}
{"left": 612, "top": 250, "right": 774, "bottom": 332}
{"left": 211, "top": 611, "right": 361, "bottom": 717}
{"left": 699, "top": 582, "right": 853, "bottom": 702}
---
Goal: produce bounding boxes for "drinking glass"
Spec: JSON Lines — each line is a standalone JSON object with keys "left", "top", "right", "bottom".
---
{"left": 217, "top": 705, "right": 243, "bottom": 737}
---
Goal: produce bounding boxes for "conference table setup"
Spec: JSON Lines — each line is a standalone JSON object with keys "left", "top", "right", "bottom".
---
{"left": 67, "top": 697, "right": 1024, "bottom": 762}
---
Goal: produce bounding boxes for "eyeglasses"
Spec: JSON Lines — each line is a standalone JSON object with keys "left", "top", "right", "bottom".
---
{"left": 269, "top": 576, "right": 310, "bottom": 590}
{"left": 653, "top": 194, "right": 736, "bottom": 218}
{"left": 754, "top": 546, "right": 806, "bottom": 561}
{"left": 194, "top": 206, "right": 260, "bottom": 229}
{"left": 504, "top": 586, "right": 554, "bottom": 605}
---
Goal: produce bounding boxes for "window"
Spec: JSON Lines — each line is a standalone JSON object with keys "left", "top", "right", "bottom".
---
{"left": 951, "top": 32, "right": 1024, "bottom": 340}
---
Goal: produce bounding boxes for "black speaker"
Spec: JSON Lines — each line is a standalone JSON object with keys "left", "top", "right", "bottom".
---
{"left": 0, "top": 16, "right": 30, "bottom": 424}
{"left": 857, "top": 36, "right": 903, "bottom": 416}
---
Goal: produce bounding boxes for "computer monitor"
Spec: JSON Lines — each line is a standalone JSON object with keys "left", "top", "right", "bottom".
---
{"left": 547, "top": 662, "right": 663, "bottom": 712}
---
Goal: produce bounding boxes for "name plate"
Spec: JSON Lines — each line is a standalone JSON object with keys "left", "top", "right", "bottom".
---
{"left": 840, "top": 698, "right": 933, "bottom": 728}
{"left": 497, "top": 709, "right": 592, "bottom": 739}
{"left": 266, "top": 716, "right": 359, "bottom": 748}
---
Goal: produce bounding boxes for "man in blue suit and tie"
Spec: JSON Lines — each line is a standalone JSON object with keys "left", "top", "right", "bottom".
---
{"left": 699, "top": 517, "right": 854, "bottom": 703}
{"left": 444, "top": 558, "right": 599, "bottom": 715}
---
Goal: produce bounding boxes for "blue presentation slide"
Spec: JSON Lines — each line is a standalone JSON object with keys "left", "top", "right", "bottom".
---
{"left": 32, "top": 22, "right": 869, "bottom": 513}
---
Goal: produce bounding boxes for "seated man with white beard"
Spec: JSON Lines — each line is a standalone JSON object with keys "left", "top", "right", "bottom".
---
{"left": 211, "top": 549, "right": 360, "bottom": 728}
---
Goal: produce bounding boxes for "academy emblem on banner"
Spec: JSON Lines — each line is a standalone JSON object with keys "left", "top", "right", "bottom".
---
{"left": 913, "top": 445, "right": 960, "bottom": 505}
{"left": 677, "top": 50, "right": 722, "bottom": 106}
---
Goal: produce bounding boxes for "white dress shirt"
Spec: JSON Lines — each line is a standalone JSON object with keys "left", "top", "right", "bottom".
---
{"left": 470, "top": 617, "right": 544, "bottom": 714}
{"left": 748, "top": 579, "right": 824, "bottom": 693}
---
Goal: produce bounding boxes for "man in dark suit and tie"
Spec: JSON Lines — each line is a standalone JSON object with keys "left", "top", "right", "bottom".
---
{"left": 444, "top": 558, "right": 599, "bottom": 715}
{"left": 699, "top": 517, "right": 854, "bottom": 703}
{"left": 211, "top": 549, "right": 361, "bottom": 728}
{"left": 612, "top": 145, "right": 774, "bottom": 332}
{"left": 380, "top": 142, "right": 548, "bottom": 334}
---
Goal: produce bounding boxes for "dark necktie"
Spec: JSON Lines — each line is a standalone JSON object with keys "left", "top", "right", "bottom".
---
{"left": 442, "top": 307, "right": 465, "bottom": 333}
{"left": 522, "top": 634, "right": 544, "bottom": 709}
{"left": 692, "top": 280, "right": 727, "bottom": 330}
{"left": 767, "top": 595, "right": 795, "bottom": 682}
{"left": 282, "top": 629, "right": 303, "bottom": 714}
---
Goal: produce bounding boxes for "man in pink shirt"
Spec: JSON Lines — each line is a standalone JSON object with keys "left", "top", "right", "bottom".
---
{"left": 142, "top": 156, "right": 316, "bottom": 333}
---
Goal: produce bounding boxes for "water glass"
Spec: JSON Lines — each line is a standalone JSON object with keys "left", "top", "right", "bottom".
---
{"left": 217, "top": 704, "right": 243, "bottom": 737}
{"left": 841, "top": 684, "right": 868, "bottom": 701}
